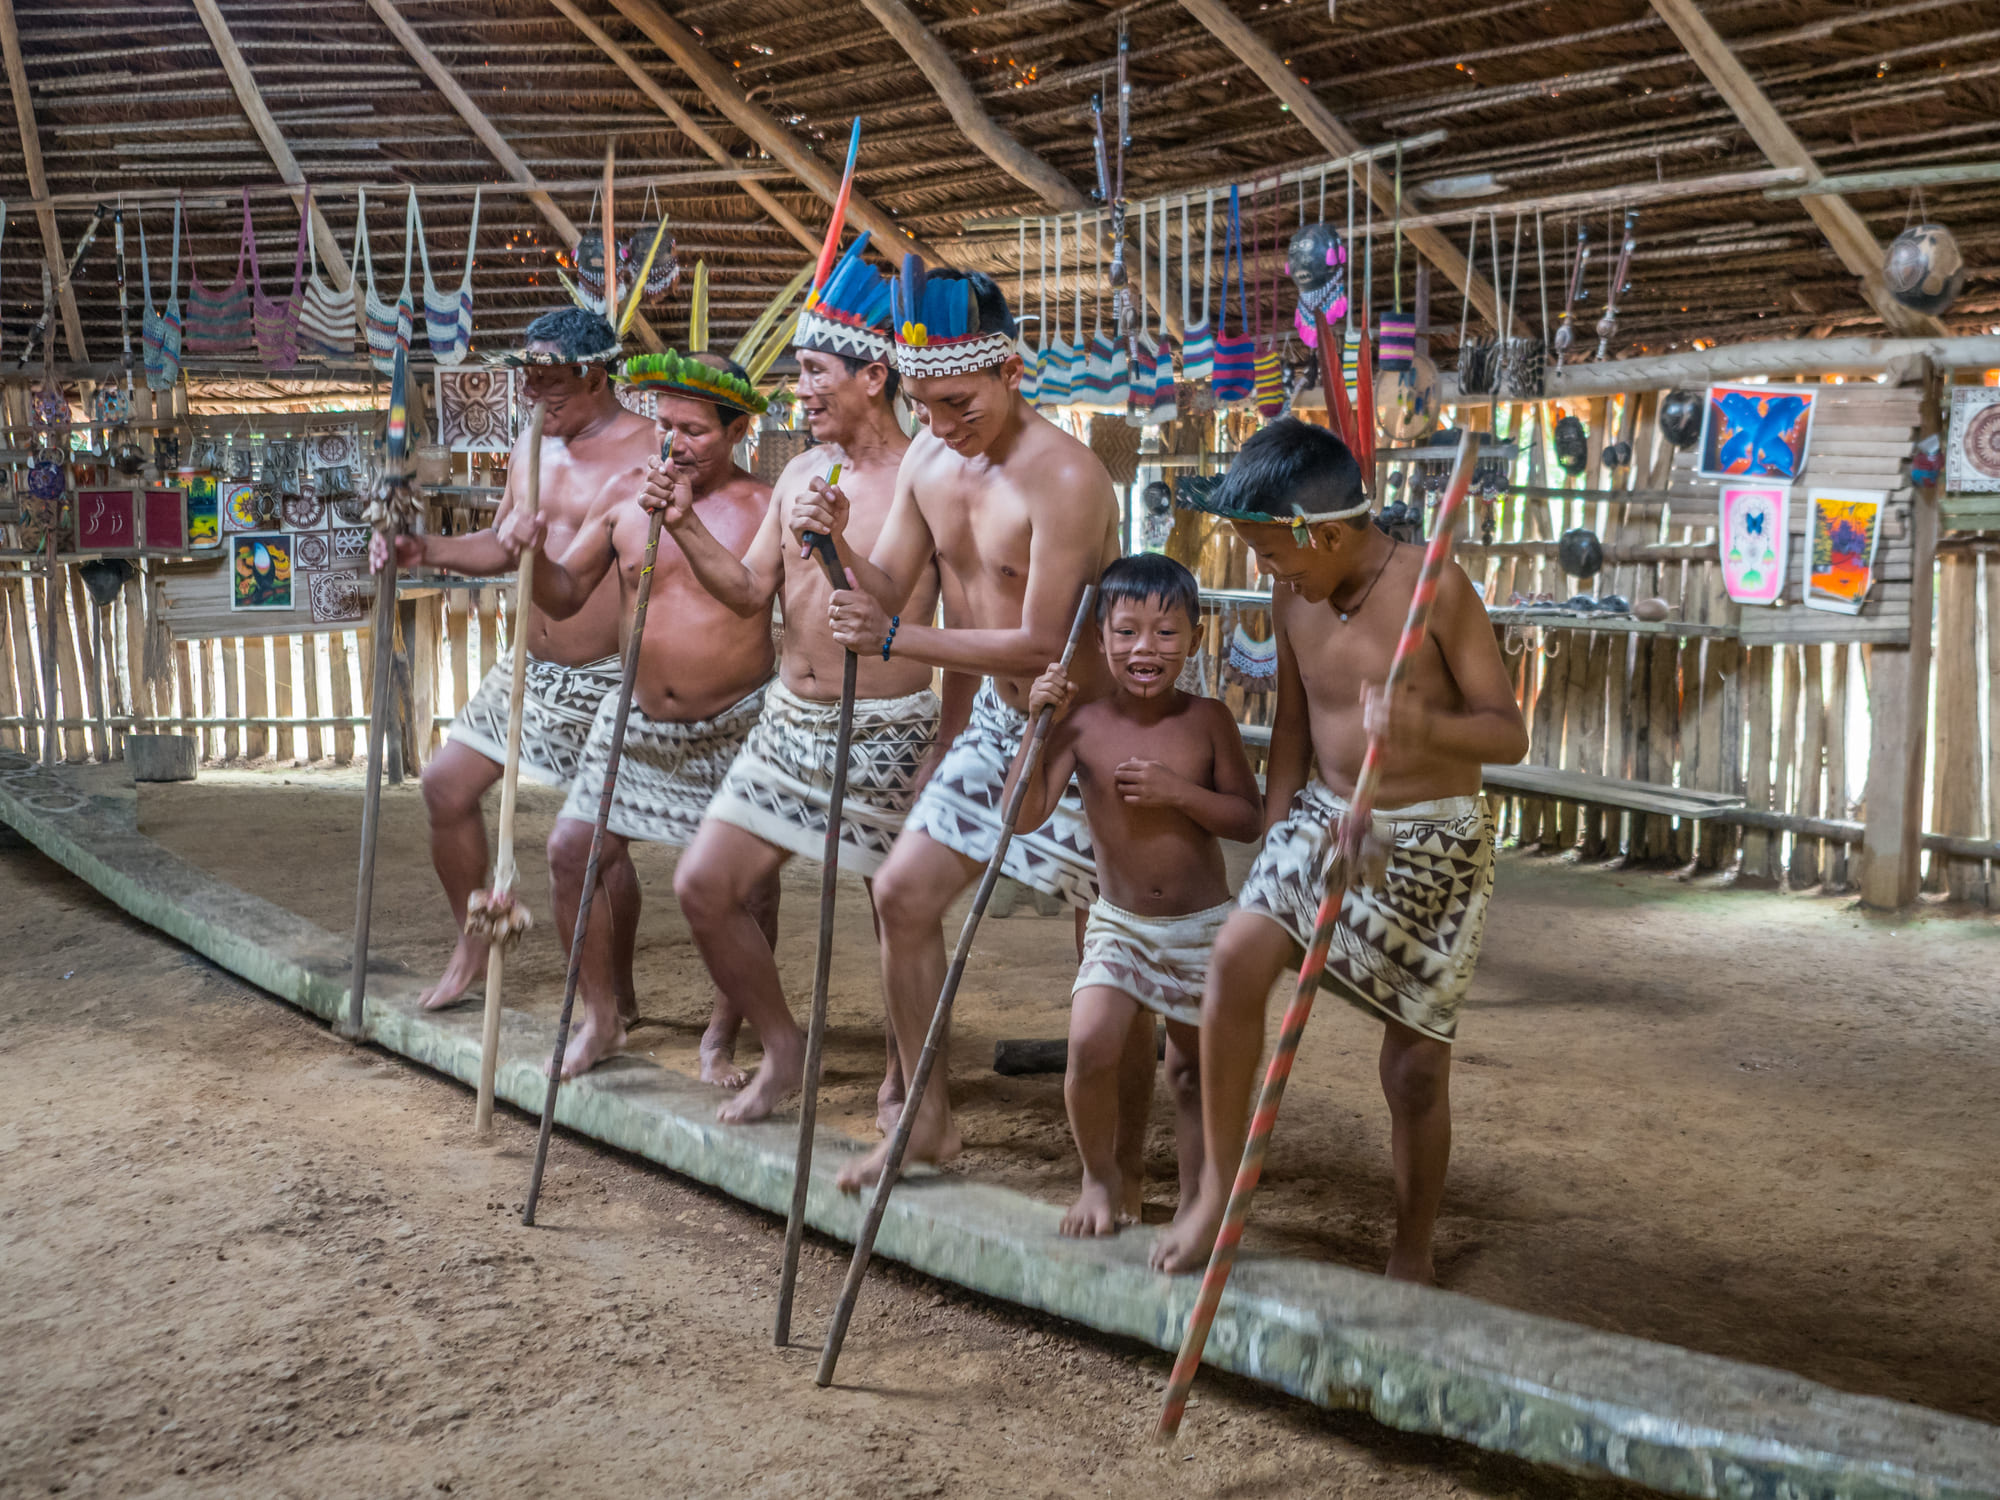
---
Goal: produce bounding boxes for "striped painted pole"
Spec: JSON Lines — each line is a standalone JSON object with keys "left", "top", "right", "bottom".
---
{"left": 1155, "top": 425, "right": 1481, "bottom": 1441}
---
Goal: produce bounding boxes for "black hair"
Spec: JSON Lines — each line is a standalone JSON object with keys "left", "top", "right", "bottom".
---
{"left": 965, "top": 271, "right": 1020, "bottom": 343}
{"left": 523, "top": 306, "right": 618, "bottom": 362}
{"left": 833, "top": 350, "right": 902, "bottom": 407}
{"left": 1096, "top": 552, "right": 1200, "bottom": 629}
{"left": 1209, "top": 416, "right": 1367, "bottom": 527}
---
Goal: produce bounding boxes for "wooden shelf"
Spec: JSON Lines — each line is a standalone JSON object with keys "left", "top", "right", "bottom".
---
{"left": 1481, "top": 764, "right": 1745, "bottom": 819}
{"left": 1485, "top": 607, "right": 1737, "bottom": 639}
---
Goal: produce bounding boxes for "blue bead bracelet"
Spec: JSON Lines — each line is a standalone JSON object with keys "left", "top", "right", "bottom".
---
{"left": 881, "top": 615, "right": 900, "bottom": 661}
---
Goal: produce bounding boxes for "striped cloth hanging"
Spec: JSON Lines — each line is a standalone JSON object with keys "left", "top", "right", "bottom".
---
{"left": 417, "top": 189, "right": 479, "bottom": 366}
{"left": 140, "top": 198, "right": 183, "bottom": 390}
{"left": 251, "top": 188, "right": 310, "bottom": 370}
{"left": 296, "top": 195, "right": 358, "bottom": 360}
{"left": 183, "top": 189, "right": 255, "bottom": 356}
{"left": 359, "top": 186, "right": 416, "bottom": 375}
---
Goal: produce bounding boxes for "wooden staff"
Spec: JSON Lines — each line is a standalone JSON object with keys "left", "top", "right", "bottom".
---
{"left": 345, "top": 340, "right": 415, "bottom": 1042}
{"left": 1154, "top": 428, "right": 1480, "bottom": 1442}
{"left": 816, "top": 586, "right": 1097, "bottom": 1387}
{"left": 773, "top": 466, "right": 855, "bottom": 1348}
{"left": 468, "top": 400, "right": 548, "bottom": 1134}
{"left": 522, "top": 427, "right": 674, "bottom": 1227}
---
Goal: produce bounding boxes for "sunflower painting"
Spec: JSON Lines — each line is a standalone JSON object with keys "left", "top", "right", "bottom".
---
{"left": 231, "top": 531, "right": 293, "bottom": 611}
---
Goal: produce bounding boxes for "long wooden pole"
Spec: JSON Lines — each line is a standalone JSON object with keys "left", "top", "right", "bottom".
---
{"left": 816, "top": 586, "right": 1097, "bottom": 1387}
{"left": 0, "top": 0, "right": 87, "bottom": 360}
{"left": 347, "top": 549, "right": 398, "bottom": 1040}
{"left": 1154, "top": 430, "right": 1480, "bottom": 1441}
{"left": 523, "top": 429, "right": 674, "bottom": 1227}
{"left": 773, "top": 488, "right": 857, "bottom": 1348}
{"left": 473, "top": 400, "right": 547, "bottom": 1135}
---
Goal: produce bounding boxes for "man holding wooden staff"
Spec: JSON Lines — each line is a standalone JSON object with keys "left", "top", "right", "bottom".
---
{"left": 658, "top": 236, "right": 963, "bottom": 1124}
{"left": 386, "top": 309, "right": 653, "bottom": 1017}
{"left": 500, "top": 350, "right": 777, "bottom": 1079}
{"left": 790, "top": 258, "right": 1121, "bottom": 1189}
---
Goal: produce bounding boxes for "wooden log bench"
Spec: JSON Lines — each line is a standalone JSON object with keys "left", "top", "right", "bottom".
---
{"left": 1480, "top": 764, "right": 1745, "bottom": 820}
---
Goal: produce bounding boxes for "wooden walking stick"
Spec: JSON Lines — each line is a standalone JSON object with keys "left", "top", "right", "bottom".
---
{"left": 522, "top": 427, "right": 675, "bottom": 1227}
{"left": 1154, "top": 426, "right": 1480, "bottom": 1442}
{"left": 816, "top": 586, "right": 1097, "bottom": 1386}
{"left": 466, "top": 400, "right": 548, "bottom": 1134}
{"left": 773, "top": 466, "right": 855, "bottom": 1348}
{"left": 346, "top": 340, "right": 421, "bottom": 1042}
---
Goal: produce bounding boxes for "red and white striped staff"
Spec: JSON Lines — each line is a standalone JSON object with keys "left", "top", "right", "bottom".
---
{"left": 1155, "top": 421, "right": 1482, "bottom": 1442}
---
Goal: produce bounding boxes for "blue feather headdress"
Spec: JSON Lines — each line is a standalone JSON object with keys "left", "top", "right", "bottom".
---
{"left": 888, "top": 254, "right": 1018, "bottom": 378}
{"left": 794, "top": 232, "right": 894, "bottom": 363}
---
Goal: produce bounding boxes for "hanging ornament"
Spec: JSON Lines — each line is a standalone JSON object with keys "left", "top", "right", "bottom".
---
{"left": 1883, "top": 223, "right": 1965, "bottom": 316}
{"left": 1553, "top": 413, "right": 1589, "bottom": 474}
{"left": 1287, "top": 222, "right": 1348, "bottom": 346}
{"left": 1559, "top": 527, "right": 1603, "bottom": 578}
{"left": 1659, "top": 388, "right": 1703, "bottom": 449}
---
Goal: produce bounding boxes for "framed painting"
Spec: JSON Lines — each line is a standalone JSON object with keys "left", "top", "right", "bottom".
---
{"left": 1803, "top": 487, "right": 1884, "bottom": 615}
{"left": 72, "top": 487, "right": 140, "bottom": 556}
{"left": 1946, "top": 386, "right": 2000, "bottom": 494}
{"left": 1719, "top": 485, "right": 1789, "bottom": 606}
{"left": 1697, "top": 383, "right": 1818, "bottom": 482}
{"left": 141, "top": 488, "right": 189, "bottom": 553}
{"left": 230, "top": 531, "right": 294, "bottom": 611}
{"left": 437, "top": 368, "right": 517, "bottom": 452}
{"left": 185, "top": 474, "right": 221, "bottom": 550}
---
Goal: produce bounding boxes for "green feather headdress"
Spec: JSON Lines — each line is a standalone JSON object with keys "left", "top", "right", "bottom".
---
{"left": 617, "top": 349, "right": 769, "bottom": 417}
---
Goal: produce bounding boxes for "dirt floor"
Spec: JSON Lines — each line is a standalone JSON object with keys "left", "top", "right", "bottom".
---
{"left": 129, "top": 766, "right": 2000, "bottom": 1431}
{"left": 0, "top": 832, "right": 1657, "bottom": 1500}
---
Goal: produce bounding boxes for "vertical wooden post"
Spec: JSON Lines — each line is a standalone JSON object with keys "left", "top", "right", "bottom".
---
{"left": 301, "top": 632, "right": 325, "bottom": 764}
{"left": 0, "top": 580, "right": 19, "bottom": 753}
{"left": 413, "top": 594, "right": 441, "bottom": 765}
{"left": 447, "top": 587, "right": 471, "bottom": 729}
{"left": 1860, "top": 361, "right": 1941, "bottom": 910}
{"left": 272, "top": 633, "right": 297, "bottom": 764}
{"left": 1739, "top": 645, "right": 1776, "bottom": 883}
{"left": 243, "top": 635, "right": 271, "bottom": 761}
{"left": 330, "top": 631, "right": 356, "bottom": 765}
{"left": 1791, "top": 645, "right": 1825, "bottom": 888}
{"left": 219, "top": 637, "right": 242, "bottom": 762}
{"left": 1931, "top": 553, "right": 1980, "bottom": 903}
{"left": 50, "top": 568, "right": 88, "bottom": 762}
{"left": 1822, "top": 644, "right": 1850, "bottom": 891}
{"left": 1987, "top": 556, "right": 2000, "bottom": 910}
{"left": 174, "top": 641, "right": 196, "bottom": 749}
{"left": 66, "top": 570, "right": 107, "bottom": 762}
{"left": 1774, "top": 644, "right": 1802, "bottom": 880}
{"left": 5, "top": 580, "right": 37, "bottom": 751}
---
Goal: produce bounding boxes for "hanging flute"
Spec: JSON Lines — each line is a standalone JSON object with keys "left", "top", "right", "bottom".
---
{"left": 1551, "top": 222, "right": 1590, "bottom": 369}
{"left": 1594, "top": 210, "right": 1638, "bottom": 362}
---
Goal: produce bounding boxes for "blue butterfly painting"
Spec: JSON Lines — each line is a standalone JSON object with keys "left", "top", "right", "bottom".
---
{"left": 1699, "top": 385, "right": 1816, "bottom": 480}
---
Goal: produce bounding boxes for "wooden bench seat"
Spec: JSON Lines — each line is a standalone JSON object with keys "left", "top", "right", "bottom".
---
{"left": 1480, "top": 764, "right": 1744, "bottom": 820}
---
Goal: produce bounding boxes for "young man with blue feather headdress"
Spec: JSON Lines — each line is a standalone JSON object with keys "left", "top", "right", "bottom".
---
{"left": 644, "top": 235, "right": 960, "bottom": 1125}
{"left": 790, "top": 255, "right": 1122, "bottom": 1189}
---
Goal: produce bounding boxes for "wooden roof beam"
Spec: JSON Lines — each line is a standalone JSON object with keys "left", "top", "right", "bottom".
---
{"left": 1646, "top": 0, "right": 1942, "bottom": 337}
{"left": 362, "top": 0, "right": 666, "bottom": 352}
{"left": 545, "top": 0, "right": 822, "bottom": 258}
{"left": 1, "top": 0, "right": 87, "bottom": 360}
{"left": 855, "top": 0, "right": 1181, "bottom": 339}
{"left": 189, "top": 0, "right": 351, "bottom": 288}
{"left": 604, "top": 0, "right": 944, "bottom": 264}
{"left": 1177, "top": 0, "right": 1513, "bottom": 336}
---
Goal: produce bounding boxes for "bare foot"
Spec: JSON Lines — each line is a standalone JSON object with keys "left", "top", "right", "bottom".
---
{"left": 419, "top": 935, "right": 488, "bottom": 1011}
{"left": 552, "top": 1013, "right": 627, "bottom": 1080}
{"left": 716, "top": 1034, "right": 804, "bottom": 1125}
{"left": 1385, "top": 1246, "right": 1437, "bottom": 1286}
{"left": 836, "top": 1120, "right": 962, "bottom": 1192}
{"left": 617, "top": 989, "right": 640, "bottom": 1025}
{"left": 1149, "top": 1191, "right": 1223, "bottom": 1274}
{"left": 875, "top": 1075, "right": 905, "bottom": 1136}
{"left": 1120, "top": 1174, "right": 1144, "bottom": 1224}
{"left": 1060, "top": 1175, "right": 1124, "bottom": 1238}
{"left": 700, "top": 1015, "right": 748, "bottom": 1089}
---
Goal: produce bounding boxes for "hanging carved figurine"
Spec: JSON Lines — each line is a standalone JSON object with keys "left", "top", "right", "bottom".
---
{"left": 1593, "top": 210, "right": 1638, "bottom": 361}
{"left": 1552, "top": 221, "right": 1590, "bottom": 368}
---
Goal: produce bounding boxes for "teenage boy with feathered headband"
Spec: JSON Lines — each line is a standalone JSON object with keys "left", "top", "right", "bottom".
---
{"left": 790, "top": 255, "right": 1121, "bottom": 1191}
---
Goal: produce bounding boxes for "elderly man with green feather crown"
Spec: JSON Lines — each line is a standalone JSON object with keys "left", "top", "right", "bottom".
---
{"left": 790, "top": 255, "right": 1122, "bottom": 1189}
{"left": 650, "top": 233, "right": 957, "bottom": 1125}
{"left": 498, "top": 295, "right": 780, "bottom": 1080}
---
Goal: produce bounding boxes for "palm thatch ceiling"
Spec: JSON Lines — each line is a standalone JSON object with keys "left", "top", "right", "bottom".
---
{"left": 3, "top": 0, "right": 1997, "bottom": 377}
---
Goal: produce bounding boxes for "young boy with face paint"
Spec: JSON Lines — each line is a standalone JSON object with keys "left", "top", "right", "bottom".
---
{"left": 1150, "top": 417, "right": 1528, "bottom": 1284}
{"left": 1005, "top": 555, "right": 1262, "bottom": 1239}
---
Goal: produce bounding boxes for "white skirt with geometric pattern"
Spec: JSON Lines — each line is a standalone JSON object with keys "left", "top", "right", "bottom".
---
{"left": 447, "top": 651, "right": 622, "bottom": 789}
{"left": 558, "top": 683, "right": 766, "bottom": 848}
{"left": 1236, "top": 779, "right": 1496, "bottom": 1044}
{"left": 903, "top": 678, "right": 1097, "bottom": 910}
{"left": 704, "top": 678, "right": 940, "bottom": 877}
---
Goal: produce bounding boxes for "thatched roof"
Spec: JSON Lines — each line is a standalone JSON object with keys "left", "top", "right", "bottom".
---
{"left": 3, "top": 0, "right": 1997, "bottom": 378}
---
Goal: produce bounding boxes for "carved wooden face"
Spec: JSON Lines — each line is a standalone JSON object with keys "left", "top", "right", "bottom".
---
{"left": 1287, "top": 223, "right": 1347, "bottom": 299}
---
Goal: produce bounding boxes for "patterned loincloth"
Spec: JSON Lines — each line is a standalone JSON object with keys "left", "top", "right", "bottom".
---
{"left": 904, "top": 679, "right": 1097, "bottom": 909}
{"left": 1072, "top": 898, "right": 1233, "bottom": 1027}
{"left": 559, "top": 683, "right": 766, "bottom": 847}
{"left": 704, "top": 678, "right": 940, "bottom": 877}
{"left": 1237, "top": 780, "right": 1496, "bottom": 1044}
{"left": 447, "top": 651, "right": 621, "bottom": 789}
